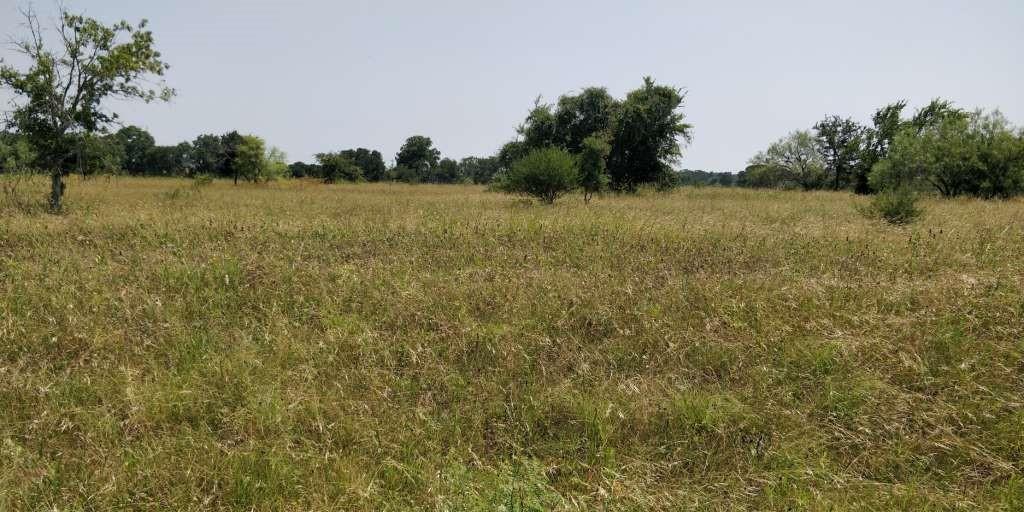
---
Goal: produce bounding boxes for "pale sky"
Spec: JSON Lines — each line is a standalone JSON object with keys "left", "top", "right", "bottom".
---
{"left": 2, "top": 0, "right": 1022, "bottom": 171}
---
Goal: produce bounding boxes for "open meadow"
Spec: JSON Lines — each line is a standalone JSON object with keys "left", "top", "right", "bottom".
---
{"left": 1, "top": 177, "right": 1023, "bottom": 510}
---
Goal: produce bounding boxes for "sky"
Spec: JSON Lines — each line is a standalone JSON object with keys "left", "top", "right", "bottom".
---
{"left": 1, "top": 0, "right": 1022, "bottom": 172}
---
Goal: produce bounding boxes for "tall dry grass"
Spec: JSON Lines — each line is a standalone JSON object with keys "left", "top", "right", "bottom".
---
{"left": 1, "top": 176, "right": 1022, "bottom": 510}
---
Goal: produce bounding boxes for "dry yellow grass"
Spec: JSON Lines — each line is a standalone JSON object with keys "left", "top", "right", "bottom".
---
{"left": 1, "top": 176, "right": 1022, "bottom": 510}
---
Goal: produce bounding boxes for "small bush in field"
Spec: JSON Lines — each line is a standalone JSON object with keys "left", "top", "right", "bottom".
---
{"left": 497, "top": 147, "right": 578, "bottom": 204}
{"left": 861, "top": 187, "right": 922, "bottom": 225}
{"left": 193, "top": 174, "right": 214, "bottom": 187}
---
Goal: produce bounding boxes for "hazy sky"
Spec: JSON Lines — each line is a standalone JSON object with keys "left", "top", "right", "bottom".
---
{"left": 2, "top": 0, "right": 1022, "bottom": 171}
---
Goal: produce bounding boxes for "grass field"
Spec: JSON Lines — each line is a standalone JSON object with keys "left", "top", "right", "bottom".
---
{"left": 1, "top": 176, "right": 1022, "bottom": 511}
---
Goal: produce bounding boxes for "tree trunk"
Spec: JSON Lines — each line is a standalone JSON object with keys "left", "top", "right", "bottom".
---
{"left": 49, "top": 171, "right": 65, "bottom": 212}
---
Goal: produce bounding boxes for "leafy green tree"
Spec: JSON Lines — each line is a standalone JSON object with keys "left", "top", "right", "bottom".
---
{"left": 341, "top": 148, "right": 386, "bottom": 181}
{"left": 578, "top": 136, "right": 610, "bottom": 203}
{"left": 909, "top": 98, "right": 966, "bottom": 134}
{"left": 497, "top": 140, "right": 529, "bottom": 173}
{"left": 518, "top": 98, "right": 559, "bottom": 150}
{"left": 114, "top": 126, "right": 156, "bottom": 174}
{"left": 234, "top": 135, "right": 267, "bottom": 182}
{"left": 554, "top": 87, "right": 619, "bottom": 153}
{"left": 737, "top": 163, "right": 794, "bottom": 189}
{"left": 750, "top": 130, "right": 826, "bottom": 190}
{"left": 74, "top": 133, "right": 123, "bottom": 176}
{"left": 0, "top": 6, "right": 173, "bottom": 210}
{"left": 220, "top": 131, "right": 245, "bottom": 183}
{"left": 142, "top": 142, "right": 194, "bottom": 176}
{"left": 854, "top": 101, "right": 907, "bottom": 194}
{"left": 871, "top": 110, "right": 1024, "bottom": 198}
{"left": 264, "top": 146, "right": 288, "bottom": 181}
{"left": 191, "top": 134, "right": 226, "bottom": 175}
{"left": 459, "top": 156, "right": 501, "bottom": 184}
{"left": 316, "top": 152, "right": 363, "bottom": 183}
{"left": 394, "top": 136, "right": 440, "bottom": 182}
{"left": 814, "top": 116, "right": 863, "bottom": 191}
{"left": 496, "top": 147, "right": 578, "bottom": 204}
{"left": 607, "top": 77, "right": 692, "bottom": 191}
{"left": 427, "top": 157, "right": 464, "bottom": 183}
{"left": 288, "top": 161, "right": 321, "bottom": 179}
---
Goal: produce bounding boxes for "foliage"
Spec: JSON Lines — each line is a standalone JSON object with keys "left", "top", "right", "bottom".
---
{"left": 394, "top": 135, "right": 440, "bottom": 182}
{"left": 870, "top": 110, "right": 1024, "bottom": 198}
{"left": 737, "top": 163, "right": 795, "bottom": 189}
{"left": 233, "top": 135, "right": 267, "bottom": 182}
{"left": 316, "top": 152, "right": 363, "bottom": 183}
{"left": 341, "top": 148, "right": 387, "bottom": 181}
{"left": 115, "top": 126, "right": 156, "bottom": 174}
{"left": 496, "top": 147, "right": 578, "bottom": 203}
{"left": 458, "top": 156, "right": 502, "bottom": 184}
{"left": 554, "top": 88, "right": 618, "bottom": 153}
{"left": 191, "top": 134, "right": 227, "bottom": 176}
{"left": 0, "top": 6, "right": 173, "bottom": 209}
{"left": 288, "top": 161, "right": 320, "bottom": 179}
{"left": 859, "top": 186, "right": 922, "bottom": 224}
{"left": 607, "top": 77, "right": 692, "bottom": 190}
{"left": 749, "top": 130, "right": 826, "bottom": 190}
{"left": 677, "top": 169, "right": 737, "bottom": 187}
{"left": 0, "top": 132, "right": 36, "bottom": 173}
{"left": 577, "top": 136, "right": 610, "bottom": 202}
{"left": 264, "top": 147, "right": 288, "bottom": 181}
{"left": 814, "top": 116, "right": 863, "bottom": 191}
{"left": 510, "top": 78, "right": 690, "bottom": 191}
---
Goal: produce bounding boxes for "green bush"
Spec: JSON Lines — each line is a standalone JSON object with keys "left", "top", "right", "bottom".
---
{"left": 861, "top": 187, "right": 922, "bottom": 225}
{"left": 497, "top": 147, "right": 578, "bottom": 204}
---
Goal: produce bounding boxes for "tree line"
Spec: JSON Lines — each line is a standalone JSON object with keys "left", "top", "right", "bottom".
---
{"left": 741, "top": 100, "right": 1024, "bottom": 199}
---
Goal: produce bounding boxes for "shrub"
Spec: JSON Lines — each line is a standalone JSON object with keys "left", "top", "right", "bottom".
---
{"left": 860, "top": 187, "right": 922, "bottom": 225}
{"left": 497, "top": 147, "right": 578, "bottom": 204}
{"left": 192, "top": 174, "right": 214, "bottom": 187}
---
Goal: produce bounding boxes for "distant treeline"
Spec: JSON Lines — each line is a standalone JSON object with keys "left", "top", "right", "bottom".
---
{"left": 742, "top": 99, "right": 1024, "bottom": 199}
{"left": 0, "top": 127, "right": 505, "bottom": 185}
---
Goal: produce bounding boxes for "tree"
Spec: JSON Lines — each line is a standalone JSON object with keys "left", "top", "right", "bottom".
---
{"left": 264, "top": 146, "right": 288, "bottom": 181}
{"left": 288, "top": 161, "right": 321, "bottom": 179}
{"left": 814, "top": 116, "right": 863, "bottom": 191}
{"left": 496, "top": 147, "right": 578, "bottom": 204}
{"left": 554, "top": 87, "right": 618, "bottom": 153}
{"left": 607, "top": 77, "right": 692, "bottom": 190}
{"left": 855, "top": 101, "right": 907, "bottom": 194}
{"left": 341, "top": 148, "right": 386, "bottom": 181}
{"left": 909, "top": 98, "right": 966, "bottom": 135}
{"left": 750, "top": 130, "right": 826, "bottom": 190}
{"left": 142, "top": 143, "right": 193, "bottom": 176}
{"left": 427, "top": 157, "right": 463, "bottom": 184}
{"left": 737, "top": 163, "right": 793, "bottom": 189}
{"left": 316, "top": 152, "right": 363, "bottom": 183}
{"left": 871, "top": 110, "right": 1024, "bottom": 199}
{"left": 220, "top": 131, "right": 244, "bottom": 183}
{"left": 578, "top": 136, "right": 610, "bottom": 203}
{"left": 394, "top": 136, "right": 440, "bottom": 182}
{"left": 459, "top": 156, "right": 501, "bottom": 184}
{"left": 114, "top": 125, "right": 155, "bottom": 174}
{"left": 0, "top": 6, "right": 173, "bottom": 210}
{"left": 191, "top": 134, "right": 226, "bottom": 176}
{"left": 234, "top": 135, "right": 267, "bottom": 182}
{"left": 518, "top": 98, "right": 559, "bottom": 150}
